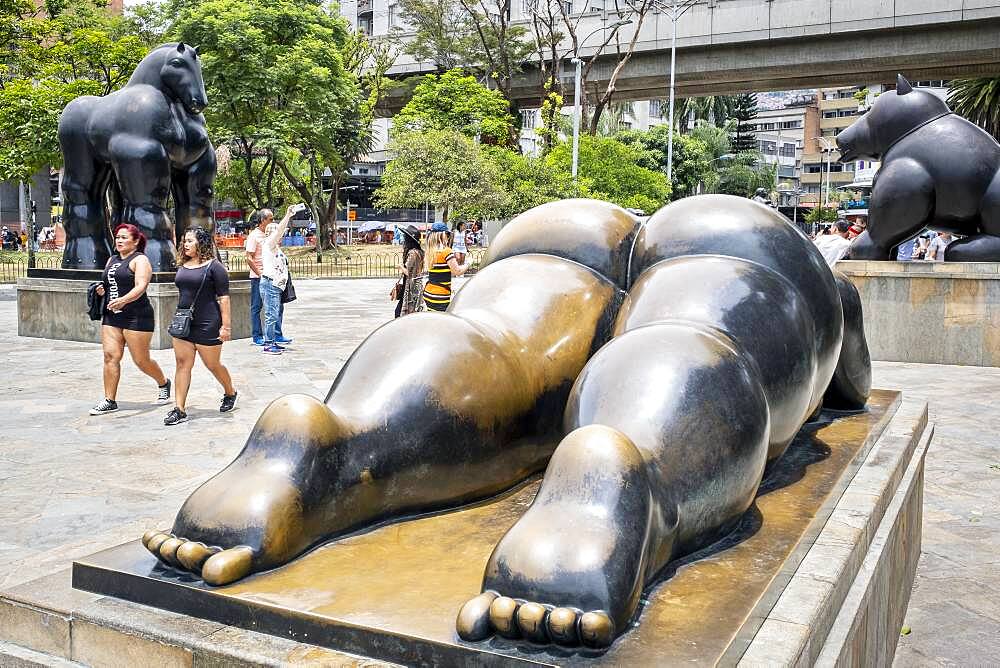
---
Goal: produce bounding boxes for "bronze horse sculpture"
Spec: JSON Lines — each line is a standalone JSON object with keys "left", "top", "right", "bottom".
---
{"left": 142, "top": 196, "right": 871, "bottom": 649}
{"left": 59, "top": 42, "right": 216, "bottom": 272}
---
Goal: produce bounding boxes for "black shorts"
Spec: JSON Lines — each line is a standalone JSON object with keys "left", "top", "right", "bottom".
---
{"left": 103, "top": 304, "right": 155, "bottom": 332}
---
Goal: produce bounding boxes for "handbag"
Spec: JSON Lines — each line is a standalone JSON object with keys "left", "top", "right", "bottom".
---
{"left": 281, "top": 273, "right": 297, "bottom": 304}
{"left": 167, "top": 262, "right": 211, "bottom": 338}
{"left": 390, "top": 280, "right": 403, "bottom": 301}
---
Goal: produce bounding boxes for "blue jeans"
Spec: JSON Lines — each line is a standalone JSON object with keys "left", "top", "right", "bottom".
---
{"left": 259, "top": 277, "right": 283, "bottom": 345}
{"left": 250, "top": 277, "right": 283, "bottom": 340}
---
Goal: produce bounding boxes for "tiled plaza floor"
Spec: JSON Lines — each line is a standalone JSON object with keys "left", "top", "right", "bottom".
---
{"left": 0, "top": 279, "right": 997, "bottom": 665}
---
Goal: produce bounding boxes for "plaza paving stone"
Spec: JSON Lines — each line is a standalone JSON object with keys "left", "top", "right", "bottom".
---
{"left": 0, "top": 279, "right": 997, "bottom": 665}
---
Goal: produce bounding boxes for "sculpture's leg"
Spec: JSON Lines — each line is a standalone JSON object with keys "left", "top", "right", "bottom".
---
{"left": 459, "top": 323, "right": 771, "bottom": 649}
{"left": 58, "top": 99, "right": 112, "bottom": 269}
{"left": 173, "top": 142, "right": 217, "bottom": 238}
{"left": 109, "top": 136, "right": 175, "bottom": 272}
{"left": 943, "top": 233, "right": 1000, "bottom": 261}
{"left": 142, "top": 253, "right": 624, "bottom": 586}
{"left": 823, "top": 270, "right": 872, "bottom": 410}
{"left": 848, "top": 159, "right": 933, "bottom": 260}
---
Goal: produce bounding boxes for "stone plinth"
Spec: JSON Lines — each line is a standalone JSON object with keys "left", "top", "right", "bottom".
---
{"left": 16, "top": 269, "right": 252, "bottom": 350}
{"left": 839, "top": 260, "right": 1000, "bottom": 366}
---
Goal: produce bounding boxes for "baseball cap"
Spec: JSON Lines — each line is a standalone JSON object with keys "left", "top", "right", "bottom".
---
{"left": 430, "top": 222, "right": 448, "bottom": 233}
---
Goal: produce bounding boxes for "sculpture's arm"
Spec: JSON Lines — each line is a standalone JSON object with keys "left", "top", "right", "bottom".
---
{"left": 175, "top": 143, "right": 217, "bottom": 235}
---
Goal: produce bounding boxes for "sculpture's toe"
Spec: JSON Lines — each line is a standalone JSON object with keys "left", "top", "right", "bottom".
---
{"left": 201, "top": 546, "right": 254, "bottom": 586}
{"left": 488, "top": 596, "right": 521, "bottom": 639}
{"left": 158, "top": 537, "right": 185, "bottom": 566}
{"left": 141, "top": 529, "right": 163, "bottom": 548}
{"left": 547, "top": 607, "right": 581, "bottom": 646}
{"left": 176, "top": 541, "right": 216, "bottom": 572}
{"left": 145, "top": 532, "right": 171, "bottom": 555}
{"left": 456, "top": 591, "right": 498, "bottom": 641}
{"left": 515, "top": 602, "right": 549, "bottom": 643}
{"left": 579, "top": 611, "right": 615, "bottom": 648}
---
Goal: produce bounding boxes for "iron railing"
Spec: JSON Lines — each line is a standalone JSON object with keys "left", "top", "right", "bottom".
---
{"left": 0, "top": 250, "right": 489, "bottom": 284}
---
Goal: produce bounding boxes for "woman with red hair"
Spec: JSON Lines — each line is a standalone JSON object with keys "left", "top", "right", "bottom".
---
{"left": 90, "top": 224, "right": 170, "bottom": 415}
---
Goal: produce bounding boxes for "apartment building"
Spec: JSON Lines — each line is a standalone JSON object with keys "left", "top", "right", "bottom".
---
{"left": 519, "top": 99, "right": 669, "bottom": 156}
{"left": 751, "top": 94, "right": 818, "bottom": 203}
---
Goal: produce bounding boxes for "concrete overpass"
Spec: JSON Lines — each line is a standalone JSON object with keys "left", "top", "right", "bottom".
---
{"left": 382, "top": 0, "right": 1000, "bottom": 106}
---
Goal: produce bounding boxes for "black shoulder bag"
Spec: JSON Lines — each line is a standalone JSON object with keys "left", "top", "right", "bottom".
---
{"left": 168, "top": 262, "right": 211, "bottom": 338}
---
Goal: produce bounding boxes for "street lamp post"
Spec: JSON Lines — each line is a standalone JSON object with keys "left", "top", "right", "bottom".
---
{"left": 572, "top": 57, "right": 582, "bottom": 182}
{"left": 651, "top": 0, "right": 699, "bottom": 184}
{"left": 814, "top": 136, "right": 835, "bottom": 208}
{"left": 569, "top": 19, "right": 632, "bottom": 185}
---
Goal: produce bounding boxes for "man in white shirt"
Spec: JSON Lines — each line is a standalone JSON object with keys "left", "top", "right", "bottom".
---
{"left": 814, "top": 220, "right": 853, "bottom": 266}
{"left": 925, "top": 231, "right": 953, "bottom": 262}
{"left": 245, "top": 210, "right": 292, "bottom": 346}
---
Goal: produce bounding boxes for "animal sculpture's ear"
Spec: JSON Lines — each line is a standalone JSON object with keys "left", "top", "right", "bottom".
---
{"left": 177, "top": 42, "right": 187, "bottom": 53}
{"left": 896, "top": 74, "right": 913, "bottom": 95}
{"left": 192, "top": 45, "right": 200, "bottom": 57}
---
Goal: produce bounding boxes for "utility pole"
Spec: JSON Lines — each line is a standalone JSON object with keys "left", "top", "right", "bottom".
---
{"left": 572, "top": 57, "right": 582, "bottom": 183}
{"left": 651, "top": 0, "right": 699, "bottom": 184}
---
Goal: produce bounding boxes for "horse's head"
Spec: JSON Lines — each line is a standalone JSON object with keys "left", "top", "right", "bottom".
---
{"left": 160, "top": 43, "right": 208, "bottom": 115}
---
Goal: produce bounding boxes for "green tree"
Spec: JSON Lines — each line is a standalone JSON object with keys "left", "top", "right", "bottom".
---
{"left": 716, "top": 151, "right": 777, "bottom": 198}
{"left": 483, "top": 146, "right": 575, "bottom": 217}
{"left": 0, "top": 0, "right": 146, "bottom": 181}
{"left": 393, "top": 0, "right": 479, "bottom": 71}
{"left": 805, "top": 205, "right": 838, "bottom": 226}
{"left": 376, "top": 128, "right": 506, "bottom": 223}
{"left": 948, "top": 77, "right": 1000, "bottom": 141}
{"left": 393, "top": 69, "right": 514, "bottom": 144}
{"left": 171, "top": 0, "right": 365, "bottom": 248}
{"left": 546, "top": 135, "right": 671, "bottom": 214}
{"left": 729, "top": 93, "right": 759, "bottom": 153}
{"left": 673, "top": 95, "right": 738, "bottom": 131}
{"left": 616, "top": 125, "right": 714, "bottom": 201}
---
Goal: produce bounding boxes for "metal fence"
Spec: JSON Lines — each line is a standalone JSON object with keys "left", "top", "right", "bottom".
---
{"left": 0, "top": 249, "right": 489, "bottom": 284}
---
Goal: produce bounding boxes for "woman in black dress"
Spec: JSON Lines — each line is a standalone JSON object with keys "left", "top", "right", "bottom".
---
{"left": 90, "top": 224, "right": 170, "bottom": 415}
{"left": 164, "top": 228, "right": 237, "bottom": 425}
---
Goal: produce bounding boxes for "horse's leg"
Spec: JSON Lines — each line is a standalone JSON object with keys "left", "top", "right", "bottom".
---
{"left": 108, "top": 136, "right": 175, "bottom": 272}
{"left": 58, "top": 98, "right": 112, "bottom": 269}
{"left": 172, "top": 142, "right": 216, "bottom": 239}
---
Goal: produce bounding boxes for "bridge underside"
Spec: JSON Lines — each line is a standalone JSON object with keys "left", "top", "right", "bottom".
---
{"left": 383, "top": 19, "right": 1000, "bottom": 111}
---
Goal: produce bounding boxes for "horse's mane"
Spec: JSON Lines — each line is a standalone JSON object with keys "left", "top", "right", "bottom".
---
{"left": 126, "top": 43, "right": 184, "bottom": 89}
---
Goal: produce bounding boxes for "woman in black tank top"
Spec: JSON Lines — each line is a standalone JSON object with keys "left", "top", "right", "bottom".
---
{"left": 89, "top": 224, "right": 171, "bottom": 416}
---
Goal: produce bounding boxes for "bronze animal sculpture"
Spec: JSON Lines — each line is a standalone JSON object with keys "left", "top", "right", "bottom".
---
{"left": 59, "top": 42, "right": 216, "bottom": 271}
{"left": 837, "top": 74, "right": 1000, "bottom": 261}
{"left": 141, "top": 196, "right": 871, "bottom": 650}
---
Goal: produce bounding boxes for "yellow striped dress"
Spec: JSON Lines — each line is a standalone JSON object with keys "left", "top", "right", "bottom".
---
{"left": 422, "top": 248, "right": 455, "bottom": 311}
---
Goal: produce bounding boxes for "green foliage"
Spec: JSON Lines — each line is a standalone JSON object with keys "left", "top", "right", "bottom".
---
{"left": 393, "top": 70, "right": 514, "bottom": 144}
{"left": 729, "top": 93, "right": 759, "bottom": 153}
{"left": 546, "top": 135, "right": 671, "bottom": 213}
{"left": 674, "top": 95, "right": 738, "bottom": 130}
{"left": 393, "top": 0, "right": 479, "bottom": 71}
{"left": 0, "top": 79, "right": 99, "bottom": 180}
{"left": 616, "top": 125, "right": 714, "bottom": 201}
{"left": 716, "top": 151, "right": 777, "bottom": 198}
{"left": 805, "top": 205, "right": 838, "bottom": 225}
{"left": 483, "top": 146, "right": 575, "bottom": 217}
{"left": 0, "top": 0, "right": 147, "bottom": 181}
{"left": 948, "top": 77, "right": 1000, "bottom": 141}
{"left": 376, "top": 128, "right": 507, "bottom": 221}
{"left": 536, "top": 80, "right": 564, "bottom": 154}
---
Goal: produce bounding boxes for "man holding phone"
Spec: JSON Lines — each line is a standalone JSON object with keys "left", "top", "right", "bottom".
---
{"left": 245, "top": 208, "right": 296, "bottom": 346}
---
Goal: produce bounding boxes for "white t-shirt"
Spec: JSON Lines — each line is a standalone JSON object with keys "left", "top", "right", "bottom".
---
{"left": 262, "top": 234, "right": 289, "bottom": 289}
{"left": 245, "top": 228, "right": 265, "bottom": 279}
{"left": 927, "top": 235, "right": 950, "bottom": 262}
{"left": 452, "top": 229, "right": 468, "bottom": 253}
{"left": 814, "top": 234, "right": 852, "bottom": 267}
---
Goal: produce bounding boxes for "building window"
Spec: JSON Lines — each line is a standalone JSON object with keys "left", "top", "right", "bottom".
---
{"left": 780, "top": 143, "right": 796, "bottom": 158}
{"left": 823, "top": 111, "right": 838, "bottom": 119}
{"left": 838, "top": 110, "right": 857, "bottom": 118}
{"left": 648, "top": 99, "right": 663, "bottom": 118}
{"left": 561, "top": 0, "right": 572, "bottom": 14}
{"left": 521, "top": 109, "right": 536, "bottom": 129}
{"left": 389, "top": 3, "right": 398, "bottom": 27}
{"left": 758, "top": 122, "right": 776, "bottom": 130}
{"left": 759, "top": 140, "right": 777, "bottom": 155}
{"left": 780, "top": 120, "right": 801, "bottom": 129}
{"left": 358, "top": 16, "right": 372, "bottom": 34}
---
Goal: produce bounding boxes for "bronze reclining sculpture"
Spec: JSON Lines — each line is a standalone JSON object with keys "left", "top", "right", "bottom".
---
{"left": 142, "top": 195, "right": 871, "bottom": 649}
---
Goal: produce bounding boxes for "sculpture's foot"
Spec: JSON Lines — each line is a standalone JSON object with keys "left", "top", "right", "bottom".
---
{"left": 847, "top": 231, "right": 891, "bottom": 260}
{"left": 140, "top": 394, "right": 347, "bottom": 585}
{"left": 457, "top": 426, "right": 660, "bottom": 649}
{"left": 943, "top": 233, "right": 1000, "bottom": 261}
